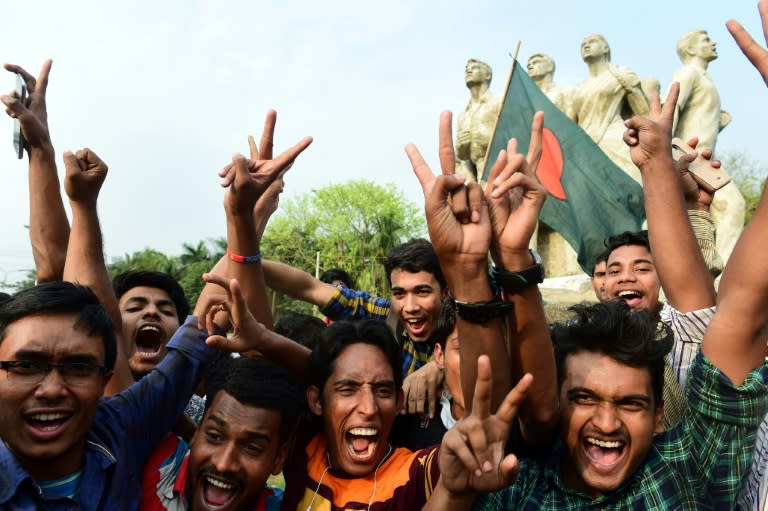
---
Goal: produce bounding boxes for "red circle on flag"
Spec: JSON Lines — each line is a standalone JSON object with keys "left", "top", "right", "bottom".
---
{"left": 537, "top": 128, "right": 567, "bottom": 200}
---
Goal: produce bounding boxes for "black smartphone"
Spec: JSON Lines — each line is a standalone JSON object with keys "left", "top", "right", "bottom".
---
{"left": 12, "top": 73, "right": 27, "bottom": 159}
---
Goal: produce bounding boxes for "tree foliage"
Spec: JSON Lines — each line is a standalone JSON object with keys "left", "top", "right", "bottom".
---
{"left": 6, "top": 181, "right": 426, "bottom": 316}
{"left": 719, "top": 149, "right": 767, "bottom": 225}
{"left": 261, "top": 180, "right": 426, "bottom": 314}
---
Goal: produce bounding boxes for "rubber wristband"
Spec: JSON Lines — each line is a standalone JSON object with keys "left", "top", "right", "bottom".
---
{"left": 227, "top": 249, "right": 263, "bottom": 264}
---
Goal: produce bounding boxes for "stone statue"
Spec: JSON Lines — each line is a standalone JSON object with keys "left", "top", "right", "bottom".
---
{"left": 670, "top": 29, "right": 744, "bottom": 261}
{"left": 455, "top": 59, "right": 501, "bottom": 181}
{"left": 567, "top": 34, "right": 650, "bottom": 184}
{"left": 527, "top": 53, "right": 568, "bottom": 111}
{"left": 526, "top": 53, "right": 584, "bottom": 276}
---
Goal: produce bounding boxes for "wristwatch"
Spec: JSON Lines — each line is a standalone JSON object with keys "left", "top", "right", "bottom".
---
{"left": 491, "top": 249, "right": 544, "bottom": 294}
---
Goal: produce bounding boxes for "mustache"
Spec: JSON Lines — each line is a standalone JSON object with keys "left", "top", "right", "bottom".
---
{"left": 199, "top": 467, "right": 243, "bottom": 488}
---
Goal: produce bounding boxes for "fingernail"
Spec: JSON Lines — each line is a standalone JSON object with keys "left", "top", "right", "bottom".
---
{"left": 475, "top": 468, "right": 483, "bottom": 477}
{"left": 483, "top": 461, "right": 493, "bottom": 472}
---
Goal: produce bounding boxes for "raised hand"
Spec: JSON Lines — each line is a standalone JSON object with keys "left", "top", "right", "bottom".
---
{"left": 727, "top": 0, "right": 768, "bottom": 86}
{"left": 1, "top": 60, "right": 53, "bottom": 152}
{"left": 218, "top": 110, "right": 312, "bottom": 192}
{"left": 623, "top": 83, "right": 679, "bottom": 170}
{"left": 407, "top": 111, "right": 490, "bottom": 264}
{"left": 401, "top": 360, "right": 443, "bottom": 418}
{"left": 438, "top": 355, "right": 532, "bottom": 494}
{"left": 676, "top": 136, "right": 717, "bottom": 209}
{"left": 196, "top": 272, "right": 270, "bottom": 353}
{"left": 63, "top": 148, "right": 108, "bottom": 206}
{"left": 484, "top": 112, "right": 547, "bottom": 268}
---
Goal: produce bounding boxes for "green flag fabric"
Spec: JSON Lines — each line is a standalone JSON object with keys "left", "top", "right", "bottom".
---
{"left": 481, "top": 60, "right": 645, "bottom": 274}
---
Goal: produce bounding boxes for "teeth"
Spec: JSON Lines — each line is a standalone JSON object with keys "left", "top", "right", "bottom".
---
{"left": 349, "top": 427, "right": 378, "bottom": 436}
{"left": 618, "top": 291, "right": 639, "bottom": 297}
{"left": 205, "top": 476, "right": 234, "bottom": 489}
{"left": 30, "top": 413, "right": 67, "bottom": 422}
{"left": 586, "top": 437, "right": 622, "bottom": 448}
{"left": 139, "top": 325, "right": 161, "bottom": 333}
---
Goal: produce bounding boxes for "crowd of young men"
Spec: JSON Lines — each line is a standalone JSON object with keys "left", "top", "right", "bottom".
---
{"left": 0, "top": 3, "right": 767, "bottom": 511}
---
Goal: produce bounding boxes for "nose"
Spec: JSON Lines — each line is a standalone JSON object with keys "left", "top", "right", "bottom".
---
{"left": 212, "top": 442, "right": 240, "bottom": 474}
{"left": 357, "top": 385, "right": 379, "bottom": 417}
{"left": 142, "top": 303, "right": 161, "bottom": 318}
{"left": 403, "top": 293, "right": 420, "bottom": 313}
{"left": 33, "top": 368, "right": 69, "bottom": 399}
{"left": 616, "top": 267, "right": 636, "bottom": 283}
{"left": 591, "top": 401, "right": 621, "bottom": 434}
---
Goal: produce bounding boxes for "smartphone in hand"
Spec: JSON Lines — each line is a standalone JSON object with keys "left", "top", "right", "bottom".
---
{"left": 12, "top": 74, "right": 27, "bottom": 159}
{"left": 670, "top": 138, "right": 731, "bottom": 193}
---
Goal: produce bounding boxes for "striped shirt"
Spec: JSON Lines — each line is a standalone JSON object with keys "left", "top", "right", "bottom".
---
{"left": 474, "top": 354, "right": 768, "bottom": 510}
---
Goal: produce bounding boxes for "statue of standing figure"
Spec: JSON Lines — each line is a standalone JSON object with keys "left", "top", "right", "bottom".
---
{"left": 455, "top": 59, "right": 501, "bottom": 181}
{"left": 670, "top": 29, "right": 745, "bottom": 261}
{"left": 566, "top": 34, "right": 650, "bottom": 184}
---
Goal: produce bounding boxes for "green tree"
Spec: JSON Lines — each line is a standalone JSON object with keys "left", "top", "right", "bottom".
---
{"left": 261, "top": 180, "right": 426, "bottom": 314}
{"left": 719, "top": 150, "right": 767, "bottom": 225}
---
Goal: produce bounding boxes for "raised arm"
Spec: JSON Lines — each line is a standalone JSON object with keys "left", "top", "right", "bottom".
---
{"left": 2, "top": 60, "right": 70, "bottom": 282}
{"left": 484, "top": 111, "right": 558, "bottom": 444}
{"left": 262, "top": 259, "right": 338, "bottom": 307}
{"left": 204, "top": 111, "right": 313, "bottom": 327}
{"left": 407, "top": 111, "right": 510, "bottom": 413}
{"left": 61, "top": 149, "right": 134, "bottom": 395}
{"left": 623, "top": 84, "right": 715, "bottom": 312}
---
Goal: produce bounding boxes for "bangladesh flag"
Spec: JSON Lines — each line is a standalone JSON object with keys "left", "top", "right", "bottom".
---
{"left": 481, "top": 60, "right": 645, "bottom": 274}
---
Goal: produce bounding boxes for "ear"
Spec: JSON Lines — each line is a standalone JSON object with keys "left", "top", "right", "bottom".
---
{"left": 433, "top": 344, "right": 445, "bottom": 370}
{"left": 653, "top": 402, "right": 665, "bottom": 434}
{"left": 272, "top": 442, "right": 289, "bottom": 475}
{"left": 307, "top": 386, "right": 323, "bottom": 417}
{"left": 440, "top": 286, "right": 449, "bottom": 301}
{"left": 396, "top": 388, "right": 405, "bottom": 411}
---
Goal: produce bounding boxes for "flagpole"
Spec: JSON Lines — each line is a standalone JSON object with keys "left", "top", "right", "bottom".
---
{"left": 480, "top": 40, "right": 522, "bottom": 183}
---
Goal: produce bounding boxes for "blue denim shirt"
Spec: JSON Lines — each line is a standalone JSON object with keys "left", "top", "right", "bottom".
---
{"left": 0, "top": 316, "right": 213, "bottom": 510}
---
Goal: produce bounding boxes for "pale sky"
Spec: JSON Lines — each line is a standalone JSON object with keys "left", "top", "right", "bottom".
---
{"left": 0, "top": 1, "right": 765, "bottom": 289}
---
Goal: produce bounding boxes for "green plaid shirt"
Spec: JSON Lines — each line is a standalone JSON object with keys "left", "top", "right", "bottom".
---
{"left": 474, "top": 354, "right": 768, "bottom": 510}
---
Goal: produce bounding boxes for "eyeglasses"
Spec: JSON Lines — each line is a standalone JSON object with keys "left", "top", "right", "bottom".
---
{"left": 0, "top": 360, "right": 108, "bottom": 386}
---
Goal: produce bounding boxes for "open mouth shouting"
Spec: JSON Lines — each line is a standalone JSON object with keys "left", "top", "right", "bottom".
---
{"left": 615, "top": 290, "right": 643, "bottom": 309}
{"left": 24, "top": 411, "right": 73, "bottom": 441}
{"left": 583, "top": 436, "right": 627, "bottom": 469}
{"left": 134, "top": 324, "right": 165, "bottom": 360}
{"left": 346, "top": 427, "right": 379, "bottom": 461}
{"left": 404, "top": 318, "right": 428, "bottom": 339}
{"left": 197, "top": 473, "right": 241, "bottom": 511}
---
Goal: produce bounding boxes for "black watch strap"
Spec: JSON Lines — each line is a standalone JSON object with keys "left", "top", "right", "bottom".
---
{"left": 492, "top": 249, "right": 544, "bottom": 294}
{"left": 451, "top": 295, "right": 514, "bottom": 324}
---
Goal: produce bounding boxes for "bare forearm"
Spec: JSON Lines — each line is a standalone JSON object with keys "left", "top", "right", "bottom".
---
{"left": 64, "top": 201, "right": 133, "bottom": 394}
{"left": 28, "top": 146, "right": 69, "bottom": 281}
{"left": 422, "top": 481, "right": 475, "bottom": 511}
{"left": 496, "top": 250, "right": 557, "bottom": 444}
{"left": 226, "top": 214, "right": 273, "bottom": 329}
{"left": 641, "top": 156, "right": 715, "bottom": 310}
{"left": 262, "top": 259, "right": 336, "bottom": 307}
{"left": 447, "top": 262, "right": 510, "bottom": 414}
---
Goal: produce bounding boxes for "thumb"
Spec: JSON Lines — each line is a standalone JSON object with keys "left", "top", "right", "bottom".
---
{"left": 623, "top": 115, "right": 649, "bottom": 132}
{"left": 498, "top": 453, "right": 520, "bottom": 486}
{"left": 1, "top": 94, "right": 26, "bottom": 119}
{"left": 676, "top": 151, "right": 697, "bottom": 172}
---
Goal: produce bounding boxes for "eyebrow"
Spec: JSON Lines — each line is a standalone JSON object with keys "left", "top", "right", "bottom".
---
{"left": 333, "top": 378, "right": 396, "bottom": 388}
{"left": 607, "top": 258, "right": 654, "bottom": 268}
{"left": 566, "top": 387, "right": 651, "bottom": 405}
{"left": 207, "top": 414, "right": 228, "bottom": 428}
{"left": 123, "top": 296, "right": 176, "bottom": 308}
{"left": 12, "top": 350, "right": 100, "bottom": 364}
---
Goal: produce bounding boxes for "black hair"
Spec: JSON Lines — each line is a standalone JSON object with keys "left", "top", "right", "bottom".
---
{"left": 549, "top": 300, "right": 672, "bottom": 406}
{"left": 319, "top": 268, "right": 355, "bottom": 289}
{"left": 112, "top": 270, "right": 190, "bottom": 323}
{"left": 0, "top": 281, "right": 117, "bottom": 371}
{"left": 204, "top": 356, "right": 302, "bottom": 443}
{"left": 433, "top": 298, "right": 457, "bottom": 350}
{"left": 274, "top": 312, "right": 326, "bottom": 351}
{"left": 384, "top": 238, "right": 445, "bottom": 289}
{"left": 604, "top": 230, "right": 651, "bottom": 262}
{"left": 307, "top": 319, "right": 403, "bottom": 395}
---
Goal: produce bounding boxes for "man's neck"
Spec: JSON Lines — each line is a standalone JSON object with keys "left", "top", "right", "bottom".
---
{"left": 13, "top": 439, "right": 85, "bottom": 482}
{"left": 466, "top": 82, "right": 489, "bottom": 102}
